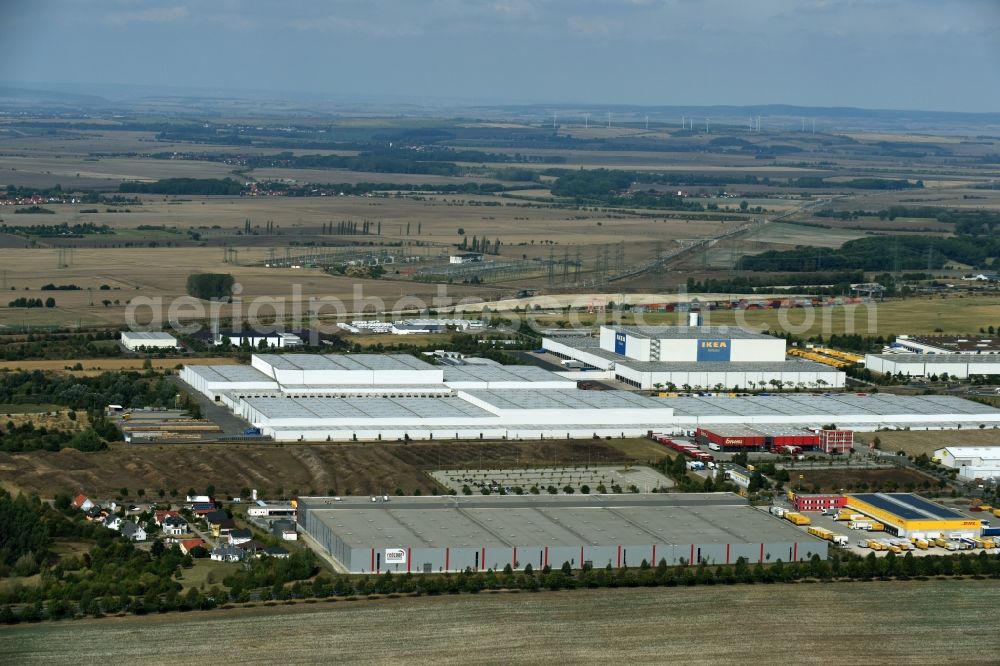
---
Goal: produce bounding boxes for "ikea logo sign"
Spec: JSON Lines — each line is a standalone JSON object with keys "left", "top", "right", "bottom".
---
{"left": 697, "top": 339, "right": 731, "bottom": 361}
{"left": 614, "top": 332, "right": 627, "bottom": 355}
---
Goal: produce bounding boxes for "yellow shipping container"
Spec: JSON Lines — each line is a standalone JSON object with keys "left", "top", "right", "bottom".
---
{"left": 784, "top": 512, "right": 811, "bottom": 526}
{"left": 869, "top": 522, "right": 885, "bottom": 532}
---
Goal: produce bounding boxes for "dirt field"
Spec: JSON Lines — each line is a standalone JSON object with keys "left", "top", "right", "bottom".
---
{"left": 4, "top": 581, "right": 998, "bottom": 664}
{"left": 860, "top": 429, "right": 1000, "bottom": 457}
{"left": 0, "top": 438, "right": 664, "bottom": 498}
{"left": 791, "top": 466, "right": 939, "bottom": 492}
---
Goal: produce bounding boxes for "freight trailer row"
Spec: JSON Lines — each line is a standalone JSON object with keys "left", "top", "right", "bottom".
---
{"left": 651, "top": 434, "right": 715, "bottom": 463}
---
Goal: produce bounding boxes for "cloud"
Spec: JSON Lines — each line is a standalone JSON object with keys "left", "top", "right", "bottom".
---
{"left": 105, "top": 5, "right": 189, "bottom": 27}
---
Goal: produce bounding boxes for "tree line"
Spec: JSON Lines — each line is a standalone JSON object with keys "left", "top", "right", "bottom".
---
{"left": 738, "top": 235, "right": 1000, "bottom": 272}
{"left": 119, "top": 178, "right": 244, "bottom": 196}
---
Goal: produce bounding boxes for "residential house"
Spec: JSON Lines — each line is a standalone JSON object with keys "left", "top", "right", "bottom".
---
{"left": 84, "top": 506, "right": 104, "bottom": 522}
{"left": 154, "top": 510, "right": 180, "bottom": 525}
{"left": 179, "top": 538, "right": 206, "bottom": 555}
{"left": 121, "top": 522, "right": 147, "bottom": 542}
{"left": 162, "top": 515, "right": 188, "bottom": 536}
{"left": 71, "top": 494, "right": 95, "bottom": 511}
{"left": 191, "top": 503, "right": 216, "bottom": 516}
{"left": 262, "top": 546, "right": 290, "bottom": 559}
{"left": 214, "top": 519, "right": 236, "bottom": 538}
{"left": 210, "top": 545, "right": 246, "bottom": 562}
{"left": 104, "top": 515, "right": 124, "bottom": 531}
{"left": 271, "top": 519, "right": 298, "bottom": 541}
{"left": 228, "top": 528, "right": 253, "bottom": 545}
{"left": 237, "top": 539, "right": 266, "bottom": 556}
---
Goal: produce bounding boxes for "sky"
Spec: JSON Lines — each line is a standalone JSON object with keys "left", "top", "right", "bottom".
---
{"left": 1, "top": 0, "right": 998, "bottom": 112}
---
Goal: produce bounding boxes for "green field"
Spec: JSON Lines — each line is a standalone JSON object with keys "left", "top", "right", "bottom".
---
{"left": 3, "top": 580, "right": 999, "bottom": 664}
{"left": 520, "top": 294, "right": 1000, "bottom": 338}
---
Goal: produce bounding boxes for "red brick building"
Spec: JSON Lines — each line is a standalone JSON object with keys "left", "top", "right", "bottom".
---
{"left": 790, "top": 493, "right": 847, "bottom": 512}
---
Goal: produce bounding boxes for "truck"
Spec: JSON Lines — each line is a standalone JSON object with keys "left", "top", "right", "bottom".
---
{"left": 868, "top": 522, "right": 885, "bottom": 532}
{"left": 560, "top": 360, "right": 585, "bottom": 369}
{"left": 913, "top": 538, "right": 930, "bottom": 550}
{"left": 708, "top": 442, "right": 722, "bottom": 451}
{"left": 836, "top": 511, "right": 864, "bottom": 522}
{"left": 992, "top": 508, "right": 1000, "bottom": 519}
{"left": 686, "top": 461, "right": 706, "bottom": 471}
{"left": 848, "top": 520, "right": 872, "bottom": 530}
{"left": 832, "top": 535, "right": 849, "bottom": 547}
{"left": 244, "top": 427, "right": 262, "bottom": 436}
{"left": 981, "top": 526, "right": 1000, "bottom": 537}
{"left": 769, "top": 506, "right": 786, "bottom": 518}
{"left": 784, "top": 512, "right": 811, "bottom": 526}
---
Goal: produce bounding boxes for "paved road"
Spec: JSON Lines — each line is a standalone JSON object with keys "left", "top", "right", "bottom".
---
{"left": 169, "top": 375, "right": 254, "bottom": 436}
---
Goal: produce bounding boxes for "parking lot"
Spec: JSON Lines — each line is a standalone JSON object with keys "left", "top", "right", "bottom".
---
{"left": 430, "top": 465, "right": 674, "bottom": 495}
{"left": 760, "top": 497, "right": 998, "bottom": 558}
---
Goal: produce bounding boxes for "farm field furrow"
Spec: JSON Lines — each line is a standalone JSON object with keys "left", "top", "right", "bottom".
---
{"left": 3, "top": 581, "right": 998, "bottom": 665}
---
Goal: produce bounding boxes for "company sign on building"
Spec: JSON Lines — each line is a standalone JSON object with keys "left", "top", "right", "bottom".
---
{"left": 385, "top": 548, "right": 406, "bottom": 564}
{"left": 614, "top": 331, "right": 627, "bottom": 355}
{"left": 697, "top": 339, "right": 731, "bottom": 362}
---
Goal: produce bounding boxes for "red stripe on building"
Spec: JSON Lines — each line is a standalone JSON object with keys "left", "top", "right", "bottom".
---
{"left": 759, "top": 543, "right": 764, "bottom": 563}
{"left": 726, "top": 544, "right": 730, "bottom": 565}
{"left": 544, "top": 546, "right": 549, "bottom": 568}
{"left": 407, "top": 548, "right": 411, "bottom": 574}
{"left": 652, "top": 544, "right": 657, "bottom": 566}
{"left": 793, "top": 543, "right": 798, "bottom": 561}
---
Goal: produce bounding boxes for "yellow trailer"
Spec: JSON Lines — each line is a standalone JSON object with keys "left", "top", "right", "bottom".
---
{"left": 808, "top": 526, "right": 834, "bottom": 540}
{"left": 784, "top": 512, "right": 811, "bottom": 526}
{"left": 869, "top": 522, "right": 885, "bottom": 532}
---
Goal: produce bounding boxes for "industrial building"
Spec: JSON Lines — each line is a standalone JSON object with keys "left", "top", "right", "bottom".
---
{"left": 120, "top": 331, "right": 177, "bottom": 351}
{"left": 888, "top": 334, "right": 1000, "bottom": 355}
{"left": 844, "top": 493, "right": 980, "bottom": 538}
{"left": 297, "top": 493, "right": 828, "bottom": 574}
{"left": 696, "top": 424, "right": 825, "bottom": 451}
{"left": 543, "top": 326, "right": 846, "bottom": 390}
{"left": 864, "top": 353, "right": 1000, "bottom": 379}
{"left": 933, "top": 446, "right": 1000, "bottom": 481}
{"left": 788, "top": 493, "right": 847, "bottom": 513}
{"left": 215, "top": 330, "right": 303, "bottom": 348}
{"left": 179, "top": 353, "right": 1000, "bottom": 442}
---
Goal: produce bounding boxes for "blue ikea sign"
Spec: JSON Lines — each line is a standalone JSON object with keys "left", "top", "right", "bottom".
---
{"left": 614, "top": 331, "right": 627, "bottom": 355}
{"left": 697, "top": 339, "right": 731, "bottom": 361}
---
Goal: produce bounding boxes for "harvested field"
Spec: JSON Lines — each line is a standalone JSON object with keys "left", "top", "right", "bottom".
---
{"left": 859, "top": 429, "right": 1000, "bottom": 457}
{"left": 0, "top": 439, "right": 661, "bottom": 498}
{"left": 4, "top": 581, "right": 999, "bottom": 664}
{"left": 791, "top": 466, "right": 938, "bottom": 493}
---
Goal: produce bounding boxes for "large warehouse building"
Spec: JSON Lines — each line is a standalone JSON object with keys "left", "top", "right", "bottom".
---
{"left": 179, "top": 353, "right": 1000, "bottom": 442}
{"left": 298, "top": 494, "right": 828, "bottom": 574}
{"left": 844, "top": 493, "right": 980, "bottom": 538}
{"left": 933, "top": 446, "right": 1000, "bottom": 481}
{"left": 865, "top": 353, "right": 1000, "bottom": 379}
{"left": 544, "top": 326, "right": 846, "bottom": 390}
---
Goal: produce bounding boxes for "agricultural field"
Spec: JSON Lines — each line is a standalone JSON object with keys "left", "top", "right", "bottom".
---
{"left": 0, "top": 357, "right": 235, "bottom": 374}
{"left": 789, "top": 466, "right": 939, "bottom": 493}
{"left": 0, "top": 438, "right": 663, "bottom": 498}
{"left": 4, "top": 581, "right": 999, "bottom": 664}
{"left": 860, "top": 429, "right": 1000, "bottom": 458}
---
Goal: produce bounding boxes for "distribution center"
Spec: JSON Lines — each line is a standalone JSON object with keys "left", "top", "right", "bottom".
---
{"left": 298, "top": 493, "right": 828, "bottom": 574}
{"left": 180, "top": 353, "right": 1000, "bottom": 442}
